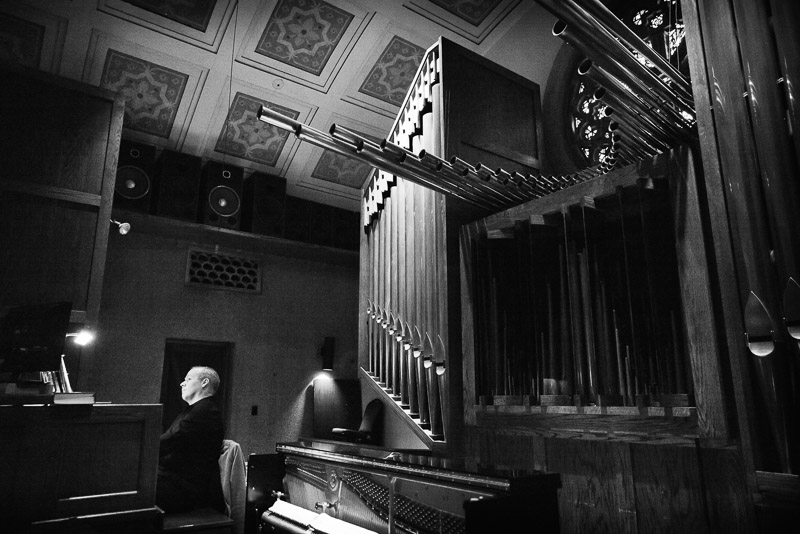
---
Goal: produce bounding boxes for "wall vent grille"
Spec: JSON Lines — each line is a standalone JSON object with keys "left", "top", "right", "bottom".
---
{"left": 185, "top": 248, "right": 262, "bottom": 293}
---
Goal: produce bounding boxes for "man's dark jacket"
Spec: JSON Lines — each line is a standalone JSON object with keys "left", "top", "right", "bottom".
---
{"left": 159, "top": 396, "right": 224, "bottom": 507}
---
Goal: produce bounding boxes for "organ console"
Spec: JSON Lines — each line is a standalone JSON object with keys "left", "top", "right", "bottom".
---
{"left": 259, "top": 439, "right": 561, "bottom": 534}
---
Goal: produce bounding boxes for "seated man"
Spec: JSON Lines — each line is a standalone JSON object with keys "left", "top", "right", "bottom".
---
{"left": 156, "top": 366, "right": 225, "bottom": 513}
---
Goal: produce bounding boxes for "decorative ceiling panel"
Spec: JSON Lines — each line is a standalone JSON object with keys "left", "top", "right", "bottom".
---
{"left": 123, "top": 0, "right": 217, "bottom": 32}
{"left": 82, "top": 30, "right": 208, "bottom": 150}
{"left": 294, "top": 113, "right": 385, "bottom": 199}
{"left": 98, "top": 0, "right": 237, "bottom": 52}
{"left": 0, "top": 3, "right": 67, "bottom": 73}
{"left": 214, "top": 92, "right": 298, "bottom": 166}
{"left": 99, "top": 49, "right": 190, "bottom": 138}
{"left": 311, "top": 151, "right": 374, "bottom": 190}
{"left": 341, "top": 23, "right": 432, "bottom": 119}
{"left": 428, "top": 0, "right": 502, "bottom": 26}
{"left": 198, "top": 76, "right": 317, "bottom": 175}
{"left": 358, "top": 35, "right": 425, "bottom": 107}
{"left": 0, "top": 13, "right": 44, "bottom": 69}
{"left": 237, "top": 0, "right": 373, "bottom": 92}
{"left": 254, "top": 0, "right": 354, "bottom": 76}
{"left": 403, "top": 0, "right": 520, "bottom": 44}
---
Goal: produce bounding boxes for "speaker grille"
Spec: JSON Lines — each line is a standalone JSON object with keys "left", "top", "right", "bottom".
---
{"left": 185, "top": 248, "right": 262, "bottom": 294}
{"left": 115, "top": 165, "right": 151, "bottom": 199}
{"left": 207, "top": 185, "right": 241, "bottom": 217}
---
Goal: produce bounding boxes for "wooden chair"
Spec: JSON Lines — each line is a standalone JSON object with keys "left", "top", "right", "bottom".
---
{"left": 161, "top": 440, "right": 246, "bottom": 534}
{"left": 331, "top": 399, "right": 383, "bottom": 445}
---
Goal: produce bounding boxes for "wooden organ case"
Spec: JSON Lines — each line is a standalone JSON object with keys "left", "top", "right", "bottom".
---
{"left": 357, "top": 36, "right": 544, "bottom": 447}
{"left": 256, "top": 0, "right": 800, "bottom": 527}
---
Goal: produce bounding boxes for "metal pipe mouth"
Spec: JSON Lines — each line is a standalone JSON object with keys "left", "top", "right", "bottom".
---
{"left": 552, "top": 19, "right": 567, "bottom": 37}
{"left": 578, "top": 58, "right": 593, "bottom": 76}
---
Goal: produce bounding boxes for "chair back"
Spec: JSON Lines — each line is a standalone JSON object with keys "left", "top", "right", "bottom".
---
{"left": 219, "top": 439, "right": 246, "bottom": 534}
{"left": 358, "top": 398, "right": 383, "bottom": 434}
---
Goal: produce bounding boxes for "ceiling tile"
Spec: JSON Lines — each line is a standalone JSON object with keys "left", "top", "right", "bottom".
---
{"left": 255, "top": 0, "right": 354, "bottom": 76}
{"left": 428, "top": 0, "right": 502, "bottom": 26}
{"left": 358, "top": 35, "right": 426, "bottom": 107}
{"left": 82, "top": 29, "right": 209, "bottom": 150}
{"left": 403, "top": 0, "right": 521, "bottom": 44}
{"left": 100, "top": 49, "right": 190, "bottom": 138}
{"left": 237, "top": 0, "right": 373, "bottom": 93}
{"left": 341, "top": 22, "right": 434, "bottom": 119}
{"left": 197, "top": 75, "right": 318, "bottom": 176}
{"left": 0, "top": 3, "right": 66, "bottom": 73}
{"left": 214, "top": 93, "right": 297, "bottom": 167}
{"left": 98, "top": 0, "right": 237, "bottom": 52}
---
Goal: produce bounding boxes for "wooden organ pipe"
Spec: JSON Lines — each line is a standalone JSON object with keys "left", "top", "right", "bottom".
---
{"left": 578, "top": 202, "right": 599, "bottom": 403}
{"left": 384, "top": 177, "right": 394, "bottom": 396}
{"left": 391, "top": 174, "right": 401, "bottom": 400}
{"left": 404, "top": 179, "right": 419, "bottom": 417}
{"left": 616, "top": 187, "right": 641, "bottom": 400}
{"left": 397, "top": 178, "right": 409, "bottom": 409}
{"left": 375, "top": 207, "right": 384, "bottom": 386}
{"left": 414, "top": 182, "right": 430, "bottom": 429}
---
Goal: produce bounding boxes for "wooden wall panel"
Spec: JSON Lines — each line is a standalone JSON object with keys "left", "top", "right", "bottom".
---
{"left": 0, "top": 64, "right": 121, "bottom": 325}
{"left": 630, "top": 442, "right": 707, "bottom": 533}
{"left": 0, "top": 193, "right": 97, "bottom": 310}
{"left": 698, "top": 446, "right": 755, "bottom": 534}
{"left": 546, "top": 438, "right": 636, "bottom": 534}
{"left": 0, "top": 404, "right": 161, "bottom": 527}
{"left": 471, "top": 428, "right": 547, "bottom": 472}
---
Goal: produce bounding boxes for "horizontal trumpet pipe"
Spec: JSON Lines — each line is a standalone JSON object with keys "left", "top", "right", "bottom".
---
{"left": 258, "top": 107, "right": 476, "bottom": 204}
{"left": 579, "top": 54, "right": 695, "bottom": 132}
{"left": 416, "top": 151, "right": 508, "bottom": 210}
{"left": 553, "top": 19, "right": 694, "bottom": 122}
{"left": 602, "top": 103, "right": 674, "bottom": 148}
{"left": 570, "top": 0, "right": 692, "bottom": 99}
{"left": 450, "top": 157, "right": 523, "bottom": 204}
{"left": 412, "top": 150, "right": 503, "bottom": 207}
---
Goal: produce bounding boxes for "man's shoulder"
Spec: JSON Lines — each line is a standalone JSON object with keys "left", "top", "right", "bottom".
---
{"left": 187, "top": 396, "right": 222, "bottom": 421}
{"left": 190, "top": 396, "right": 220, "bottom": 412}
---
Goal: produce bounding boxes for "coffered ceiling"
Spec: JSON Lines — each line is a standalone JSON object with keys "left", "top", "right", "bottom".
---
{"left": 0, "top": 0, "right": 560, "bottom": 211}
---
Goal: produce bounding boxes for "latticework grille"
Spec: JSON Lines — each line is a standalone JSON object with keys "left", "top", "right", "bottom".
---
{"left": 185, "top": 248, "right": 262, "bottom": 293}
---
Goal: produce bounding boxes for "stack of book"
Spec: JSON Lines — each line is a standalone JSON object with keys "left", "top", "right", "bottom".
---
{"left": 0, "top": 355, "right": 94, "bottom": 405}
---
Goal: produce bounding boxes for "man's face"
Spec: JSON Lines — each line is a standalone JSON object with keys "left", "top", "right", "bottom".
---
{"left": 181, "top": 368, "right": 206, "bottom": 404}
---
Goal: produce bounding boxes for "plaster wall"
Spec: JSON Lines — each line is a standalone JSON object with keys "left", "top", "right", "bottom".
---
{"left": 90, "top": 228, "right": 359, "bottom": 458}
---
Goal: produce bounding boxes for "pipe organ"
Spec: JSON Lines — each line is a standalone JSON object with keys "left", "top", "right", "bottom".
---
{"left": 258, "top": 0, "right": 800, "bottom": 528}
{"left": 357, "top": 37, "right": 548, "bottom": 444}
{"left": 259, "top": 37, "right": 548, "bottom": 444}
{"left": 463, "top": 177, "right": 691, "bottom": 407}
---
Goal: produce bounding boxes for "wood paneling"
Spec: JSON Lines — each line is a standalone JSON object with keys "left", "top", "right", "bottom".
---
{"left": 0, "top": 404, "right": 161, "bottom": 529}
{"left": 0, "top": 64, "right": 121, "bottom": 325}
{"left": 630, "top": 442, "right": 707, "bottom": 533}
{"left": 547, "top": 437, "right": 636, "bottom": 534}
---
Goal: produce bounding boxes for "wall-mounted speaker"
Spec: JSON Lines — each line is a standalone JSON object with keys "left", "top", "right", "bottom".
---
{"left": 242, "top": 172, "right": 286, "bottom": 238}
{"left": 332, "top": 207, "right": 359, "bottom": 251}
{"left": 283, "top": 195, "right": 310, "bottom": 243}
{"left": 154, "top": 150, "right": 201, "bottom": 222}
{"left": 308, "top": 200, "right": 333, "bottom": 247}
{"left": 200, "top": 161, "right": 243, "bottom": 230}
{"left": 114, "top": 139, "right": 156, "bottom": 213}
